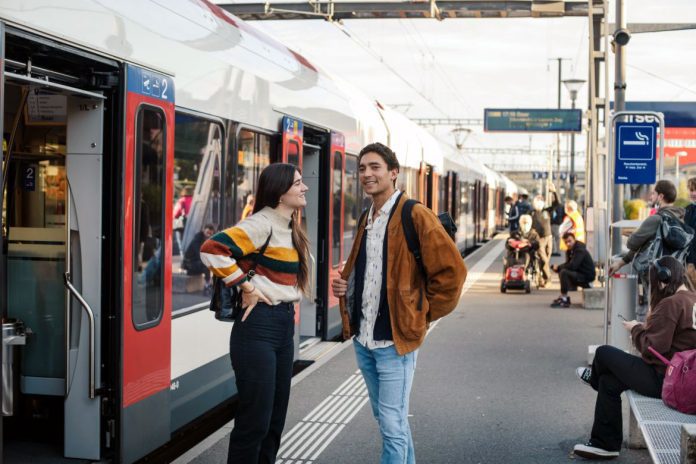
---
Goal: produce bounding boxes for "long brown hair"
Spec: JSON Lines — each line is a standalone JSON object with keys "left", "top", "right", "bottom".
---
{"left": 649, "top": 256, "right": 692, "bottom": 309}
{"left": 253, "top": 163, "right": 310, "bottom": 294}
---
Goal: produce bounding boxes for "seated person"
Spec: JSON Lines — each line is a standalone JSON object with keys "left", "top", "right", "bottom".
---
{"left": 182, "top": 223, "right": 216, "bottom": 291}
{"left": 504, "top": 214, "right": 539, "bottom": 272}
{"left": 550, "top": 232, "right": 595, "bottom": 308}
{"left": 572, "top": 256, "right": 696, "bottom": 460}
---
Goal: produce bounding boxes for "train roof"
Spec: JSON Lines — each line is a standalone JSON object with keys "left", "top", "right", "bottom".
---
{"left": 0, "top": 0, "right": 385, "bottom": 153}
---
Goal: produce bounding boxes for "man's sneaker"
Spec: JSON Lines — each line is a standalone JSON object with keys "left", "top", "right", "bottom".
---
{"left": 550, "top": 297, "right": 570, "bottom": 308}
{"left": 576, "top": 367, "right": 592, "bottom": 387}
{"left": 573, "top": 442, "right": 620, "bottom": 460}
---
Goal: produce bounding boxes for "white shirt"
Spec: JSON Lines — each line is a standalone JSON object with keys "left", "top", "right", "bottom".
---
{"left": 356, "top": 189, "right": 401, "bottom": 349}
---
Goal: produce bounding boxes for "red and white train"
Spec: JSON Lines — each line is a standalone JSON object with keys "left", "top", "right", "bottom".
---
{"left": 0, "top": 1, "right": 515, "bottom": 462}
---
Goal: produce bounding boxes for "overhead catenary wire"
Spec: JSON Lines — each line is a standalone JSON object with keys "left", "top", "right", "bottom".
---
{"left": 627, "top": 64, "right": 696, "bottom": 97}
{"left": 332, "top": 21, "right": 450, "bottom": 117}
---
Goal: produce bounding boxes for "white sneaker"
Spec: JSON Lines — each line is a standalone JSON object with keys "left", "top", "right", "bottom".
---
{"left": 576, "top": 367, "right": 592, "bottom": 388}
{"left": 573, "top": 443, "right": 620, "bottom": 459}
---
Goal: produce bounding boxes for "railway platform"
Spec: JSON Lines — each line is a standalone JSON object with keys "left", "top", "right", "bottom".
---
{"left": 175, "top": 236, "right": 652, "bottom": 464}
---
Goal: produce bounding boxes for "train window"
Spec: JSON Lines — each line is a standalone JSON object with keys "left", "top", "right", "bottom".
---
{"left": 343, "top": 154, "right": 360, "bottom": 258}
{"left": 236, "top": 130, "right": 271, "bottom": 223}
{"left": 172, "top": 113, "right": 224, "bottom": 313}
{"left": 133, "top": 106, "right": 166, "bottom": 328}
{"left": 332, "top": 151, "right": 343, "bottom": 267}
{"left": 287, "top": 140, "right": 300, "bottom": 167}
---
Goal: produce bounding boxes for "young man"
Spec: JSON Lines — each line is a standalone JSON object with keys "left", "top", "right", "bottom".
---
{"left": 332, "top": 142, "right": 467, "bottom": 464}
{"left": 609, "top": 180, "right": 685, "bottom": 317}
{"left": 551, "top": 232, "right": 596, "bottom": 308}
{"left": 505, "top": 196, "right": 519, "bottom": 231}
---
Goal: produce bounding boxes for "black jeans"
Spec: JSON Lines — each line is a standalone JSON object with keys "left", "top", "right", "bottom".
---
{"left": 559, "top": 269, "right": 590, "bottom": 294}
{"left": 589, "top": 345, "right": 663, "bottom": 451}
{"left": 228, "top": 302, "right": 295, "bottom": 464}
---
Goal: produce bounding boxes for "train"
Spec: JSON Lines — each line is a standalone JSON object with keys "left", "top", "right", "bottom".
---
{"left": 0, "top": 1, "right": 515, "bottom": 462}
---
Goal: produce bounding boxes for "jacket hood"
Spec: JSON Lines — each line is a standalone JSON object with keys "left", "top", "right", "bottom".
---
{"left": 660, "top": 205, "right": 685, "bottom": 220}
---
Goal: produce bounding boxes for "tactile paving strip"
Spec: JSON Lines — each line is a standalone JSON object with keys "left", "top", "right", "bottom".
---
{"left": 628, "top": 392, "right": 696, "bottom": 464}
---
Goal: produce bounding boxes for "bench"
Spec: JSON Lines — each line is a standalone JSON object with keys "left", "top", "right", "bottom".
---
{"left": 581, "top": 286, "right": 604, "bottom": 309}
{"left": 627, "top": 390, "right": 696, "bottom": 463}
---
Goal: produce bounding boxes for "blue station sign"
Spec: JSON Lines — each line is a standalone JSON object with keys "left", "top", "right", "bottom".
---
{"left": 484, "top": 109, "right": 582, "bottom": 133}
{"left": 614, "top": 122, "right": 658, "bottom": 184}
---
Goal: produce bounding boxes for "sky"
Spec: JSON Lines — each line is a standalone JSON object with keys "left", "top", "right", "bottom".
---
{"left": 216, "top": 0, "right": 696, "bottom": 170}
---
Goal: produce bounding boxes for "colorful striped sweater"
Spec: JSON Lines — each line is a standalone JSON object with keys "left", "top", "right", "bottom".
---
{"left": 200, "top": 207, "right": 302, "bottom": 304}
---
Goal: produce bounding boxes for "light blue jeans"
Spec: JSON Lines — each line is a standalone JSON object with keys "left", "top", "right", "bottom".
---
{"left": 353, "top": 339, "right": 418, "bottom": 464}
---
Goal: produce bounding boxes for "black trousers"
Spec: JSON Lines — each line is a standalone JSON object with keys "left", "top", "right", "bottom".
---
{"left": 589, "top": 345, "right": 663, "bottom": 451}
{"left": 559, "top": 269, "right": 590, "bottom": 294}
{"left": 228, "top": 302, "right": 295, "bottom": 464}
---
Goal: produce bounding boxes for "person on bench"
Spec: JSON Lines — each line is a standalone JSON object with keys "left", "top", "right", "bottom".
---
{"left": 572, "top": 256, "right": 696, "bottom": 460}
{"left": 550, "top": 232, "right": 595, "bottom": 308}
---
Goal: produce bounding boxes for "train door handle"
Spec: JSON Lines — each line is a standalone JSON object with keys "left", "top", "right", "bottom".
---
{"left": 309, "top": 253, "right": 317, "bottom": 302}
{"left": 63, "top": 272, "right": 96, "bottom": 400}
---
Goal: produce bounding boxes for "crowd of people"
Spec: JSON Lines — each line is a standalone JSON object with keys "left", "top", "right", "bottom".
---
{"left": 194, "top": 147, "right": 696, "bottom": 463}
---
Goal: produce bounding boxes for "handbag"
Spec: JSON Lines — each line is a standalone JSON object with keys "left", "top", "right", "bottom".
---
{"left": 647, "top": 346, "right": 696, "bottom": 414}
{"left": 209, "top": 232, "right": 272, "bottom": 322}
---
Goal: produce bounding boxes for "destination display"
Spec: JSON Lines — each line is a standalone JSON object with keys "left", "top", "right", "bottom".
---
{"left": 484, "top": 109, "right": 582, "bottom": 133}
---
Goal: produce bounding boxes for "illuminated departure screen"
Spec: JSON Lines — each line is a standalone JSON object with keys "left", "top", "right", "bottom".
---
{"left": 484, "top": 109, "right": 582, "bottom": 133}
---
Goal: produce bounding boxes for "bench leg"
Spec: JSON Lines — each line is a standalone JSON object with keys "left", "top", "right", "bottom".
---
{"left": 628, "top": 407, "right": 647, "bottom": 449}
{"left": 682, "top": 424, "right": 696, "bottom": 464}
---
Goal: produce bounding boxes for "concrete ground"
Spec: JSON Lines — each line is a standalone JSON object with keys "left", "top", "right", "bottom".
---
{"left": 181, "top": 236, "right": 652, "bottom": 464}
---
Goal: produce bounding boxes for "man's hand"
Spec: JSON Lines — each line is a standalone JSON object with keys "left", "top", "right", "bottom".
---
{"left": 332, "top": 277, "right": 348, "bottom": 298}
{"left": 609, "top": 259, "right": 625, "bottom": 275}
{"left": 551, "top": 264, "right": 559, "bottom": 273}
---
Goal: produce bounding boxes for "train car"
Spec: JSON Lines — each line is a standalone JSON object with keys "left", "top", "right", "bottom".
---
{"left": 0, "top": 2, "right": 514, "bottom": 462}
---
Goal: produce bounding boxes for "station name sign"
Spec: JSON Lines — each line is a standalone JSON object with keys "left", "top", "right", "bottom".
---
{"left": 484, "top": 109, "right": 582, "bottom": 133}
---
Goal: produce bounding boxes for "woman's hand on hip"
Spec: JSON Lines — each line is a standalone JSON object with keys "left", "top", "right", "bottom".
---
{"left": 241, "top": 287, "right": 271, "bottom": 322}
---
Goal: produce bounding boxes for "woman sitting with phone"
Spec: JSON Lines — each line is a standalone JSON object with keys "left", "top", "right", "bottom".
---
{"left": 572, "top": 256, "right": 696, "bottom": 460}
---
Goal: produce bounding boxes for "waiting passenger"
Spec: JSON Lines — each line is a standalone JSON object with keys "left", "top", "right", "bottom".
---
{"left": 506, "top": 195, "right": 520, "bottom": 232}
{"left": 559, "top": 200, "right": 585, "bottom": 250}
{"left": 200, "top": 163, "right": 310, "bottom": 464}
{"left": 573, "top": 256, "right": 696, "bottom": 460}
{"left": 683, "top": 177, "right": 696, "bottom": 287}
{"left": 609, "top": 180, "right": 686, "bottom": 318}
{"left": 550, "top": 232, "right": 595, "bottom": 308}
{"left": 531, "top": 195, "right": 552, "bottom": 287}
{"left": 331, "top": 142, "right": 467, "bottom": 464}
{"left": 504, "top": 214, "right": 539, "bottom": 273}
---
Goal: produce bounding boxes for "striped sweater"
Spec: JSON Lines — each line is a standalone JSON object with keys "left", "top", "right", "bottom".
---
{"left": 200, "top": 207, "right": 302, "bottom": 304}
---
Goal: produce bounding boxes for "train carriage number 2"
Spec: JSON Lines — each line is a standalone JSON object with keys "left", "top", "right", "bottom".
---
{"left": 161, "top": 79, "right": 168, "bottom": 100}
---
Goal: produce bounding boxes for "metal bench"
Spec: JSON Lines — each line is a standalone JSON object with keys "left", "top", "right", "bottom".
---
{"left": 627, "top": 391, "right": 696, "bottom": 464}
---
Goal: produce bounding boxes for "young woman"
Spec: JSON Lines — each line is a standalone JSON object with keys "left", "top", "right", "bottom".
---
{"left": 200, "top": 163, "right": 309, "bottom": 464}
{"left": 573, "top": 256, "right": 696, "bottom": 460}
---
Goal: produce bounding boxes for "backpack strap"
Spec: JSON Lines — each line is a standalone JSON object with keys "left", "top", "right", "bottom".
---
{"left": 402, "top": 199, "right": 427, "bottom": 279}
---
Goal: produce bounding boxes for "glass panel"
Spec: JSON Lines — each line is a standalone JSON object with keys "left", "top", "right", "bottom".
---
{"left": 287, "top": 140, "right": 300, "bottom": 167}
{"left": 172, "top": 113, "right": 223, "bottom": 312}
{"left": 236, "top": 130, "right": 271, "bottom": 224}
{"left": 3, "top": 85, "right": 67, "bottom": 378}
{"left": 332, "top": 151, "right": 342, "bottom": 266}
{"left": 343, "top": 154, "right": 359, "bottom": 258}
{"left": 133, "top": 107, "right": 165, "bottom": 328}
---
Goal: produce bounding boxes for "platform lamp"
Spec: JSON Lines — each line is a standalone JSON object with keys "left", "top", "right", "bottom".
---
{"left": 451, "top": 127, "right": 472, "bottom": 150}
{"left": 675, "top": 150, "right": 688, "bottom": 193}
{"left": 562, "top": 78, "right": 586, "bottom": 200}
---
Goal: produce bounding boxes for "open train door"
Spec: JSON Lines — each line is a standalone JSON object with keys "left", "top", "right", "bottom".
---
{"left": 1, "top": 21, "right": 6, "bottom": 461}
{"left": 120, "top": 64, "right": 175, "bottom": 463}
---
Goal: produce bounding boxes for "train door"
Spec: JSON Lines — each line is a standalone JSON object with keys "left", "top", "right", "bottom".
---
{"left": 120, "top": 64, "right": 175, "bottom": 463}
{"left": 300, "top": 142, "right": 321, "bottom": 340}
{"left": 1, "top": 57, "right": 108, "bottom": 461}
{"left": 325, "top": 132, "right": 344, "bottom": 340}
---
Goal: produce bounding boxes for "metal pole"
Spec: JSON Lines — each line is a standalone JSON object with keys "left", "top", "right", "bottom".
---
{"left": 570, "top": 95, "right": 577, "bottom": 199}
{"left": 612, "top": 0, "right": 627, "bottom": 253}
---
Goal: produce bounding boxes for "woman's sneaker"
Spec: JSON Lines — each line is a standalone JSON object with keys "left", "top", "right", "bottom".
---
{"left": 576, "top": 367, "right": 592, "bottom": 387}
{"left": 573, "top": 442, "right": 619, "bottom": 459}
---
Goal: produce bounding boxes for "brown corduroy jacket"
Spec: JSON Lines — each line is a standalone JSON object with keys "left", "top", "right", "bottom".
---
{"left": 338, "top": 193, "right": 468, "bottom": 355}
